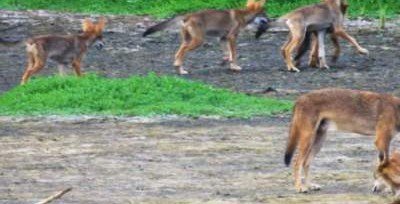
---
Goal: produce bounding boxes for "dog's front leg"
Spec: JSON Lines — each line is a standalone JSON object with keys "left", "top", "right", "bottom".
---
{"left": 227, "top": 25, "right": 242, "bottom": 71}
{"left": 317, "top": 30, "right": 329, "bottom": 69}
{"left": 58, "top": 64, "right": 66, "bottom": 76}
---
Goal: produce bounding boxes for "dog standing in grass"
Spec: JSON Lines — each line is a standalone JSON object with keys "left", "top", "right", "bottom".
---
{"left": 20, "top": 17, "right": 106, "bottom": 85}
{"left": 285, "top": 88, "right": 400, "bottom": 193}
{"left": 143, "top": 0, "right": 268, "bottom": 75}
{"left": 277, "top": 0, "right": 369, "bottom": 72}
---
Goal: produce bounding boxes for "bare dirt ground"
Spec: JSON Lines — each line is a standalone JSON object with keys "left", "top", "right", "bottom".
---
{"left": 0, "top": 116, "right": 398, "bottom": 204}
{"left": 1, "top": 10, "right": 400, "bottom": 204}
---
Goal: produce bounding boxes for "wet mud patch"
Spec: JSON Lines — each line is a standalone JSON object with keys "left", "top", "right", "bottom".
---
{"left": 0, "top": 116, "right": 398, "bottom": 203}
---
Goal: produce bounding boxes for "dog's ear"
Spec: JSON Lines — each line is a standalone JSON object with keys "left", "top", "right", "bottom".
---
{"left": 95, "top": 17, "right": 107, "bottom": 34}
{"left": 82, "top": 18, "right": 94, "bottom": 33}
{"left": 247, "top": 0, "right": 265, "bottom": 11}
{"left": 246, "top": 0, "right": 256, "bottom": 10}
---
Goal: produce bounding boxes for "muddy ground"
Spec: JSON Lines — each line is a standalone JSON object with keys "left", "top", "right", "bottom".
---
{"left": 1, "top": 10, "right": 400, "bottom": 95}
{"left": 1, "top": 10, "right": 400, "bottom": 204}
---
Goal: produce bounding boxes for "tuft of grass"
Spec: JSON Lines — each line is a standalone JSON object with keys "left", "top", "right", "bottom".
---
{"left": 0, "top": 0, "right": 398, "bottom": 18}
{"left": 0, "top": 74, "right": 292, "bottom": 118}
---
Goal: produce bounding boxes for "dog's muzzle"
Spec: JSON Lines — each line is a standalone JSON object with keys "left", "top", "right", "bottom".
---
{"left": 254, "top": 17, "right": 270, "bottom": 39}
{"left": 95, "top": 41, "right": 105, "bottom": 50}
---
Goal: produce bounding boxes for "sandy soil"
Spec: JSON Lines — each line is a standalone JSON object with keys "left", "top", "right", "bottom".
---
{"left": 0, "top": 116, "right": 398, "bottom": 204}
{"left": 1, "top": 10, "right": 400, "bottom": 204}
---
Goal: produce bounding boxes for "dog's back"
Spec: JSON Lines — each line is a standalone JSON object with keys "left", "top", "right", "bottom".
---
{"left": 285, "top": 88, "right": 400, "bottom": 166}
{"left": 27, "top": 35, "right": 79, "bottom": 64}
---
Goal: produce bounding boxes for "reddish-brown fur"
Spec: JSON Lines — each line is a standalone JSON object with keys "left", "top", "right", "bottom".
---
{"left": 285, "top": 88, "right": 400, "bottom": 193}
{"left": 374, "top": 152, "right": 400, "bottom": 197}
{"left": 280, "top": 0, "right": 368, "bottom": 72}
{"left": 21, "top": 17, "right": 106, "bottom": 85}
{"left": 295, "top": 2, "right": 348, "bottom": 68}
{"left": 144, "top": 0, "right": 266, "bottom": 75}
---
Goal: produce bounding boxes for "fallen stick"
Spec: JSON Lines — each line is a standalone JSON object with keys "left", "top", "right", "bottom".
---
{"left": 35, "top": 188, "right": 72, "bottom": 204}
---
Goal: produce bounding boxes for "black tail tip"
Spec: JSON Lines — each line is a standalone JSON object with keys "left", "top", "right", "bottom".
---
{"left": 284, "top": 153, "right": 293, "bottom": 167}
{"left": 142, "top": 28, "right": 156, "bottom": 37}
{"left": 142, "top": 31, "right": 150, "bottom": 37}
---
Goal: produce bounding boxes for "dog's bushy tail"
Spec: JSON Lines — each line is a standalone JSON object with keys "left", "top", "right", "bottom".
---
{"left": 294, "top": 32, "right": 312, "bottom": 62}
{"left": 285, "top": 104, "right": 300, "bottom": 166}
{"left": 143, "top": 16, "right": 183, "bottom": 37}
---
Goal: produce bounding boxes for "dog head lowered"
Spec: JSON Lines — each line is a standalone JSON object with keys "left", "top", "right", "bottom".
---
{"left": 373, "top": 151, "right": 400, "bottom": 201}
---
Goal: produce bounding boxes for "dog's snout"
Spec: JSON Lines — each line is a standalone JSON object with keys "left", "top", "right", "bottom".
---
{"left": 95, "top": 41, "right": 105, "bottom": 50}
{"left": 372, "top": 185, "right": 378, "bottom": 193}
{"left": 254, "top": 17, "right": 268, "bottom": 25}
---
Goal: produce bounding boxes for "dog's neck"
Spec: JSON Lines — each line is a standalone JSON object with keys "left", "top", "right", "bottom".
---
{"left": 234, "top": 9, "right": 264, "bottom": 26}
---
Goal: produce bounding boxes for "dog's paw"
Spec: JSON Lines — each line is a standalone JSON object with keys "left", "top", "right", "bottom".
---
{"left": 319, "top": 64, "right": 330, "bottom": 70}
{"left": 309, "top": 183, "right": 322, "bottom": 191}
{"left": 296, "top": 185, "right": 309, "bottom": 193}
{"left": 288, "top": 66, "right": 300, "bottom": 72}
{"left": 230, "top": 64, "right": 242, "bottom": 71}
{"left": 179, "top": 69, "right": 189, "bottom": 75}
{"left": 358, "top": 48, "right": 369, "bottom": 56}
{"left": 175, "top": 66, "right": 189, "bottom": 75}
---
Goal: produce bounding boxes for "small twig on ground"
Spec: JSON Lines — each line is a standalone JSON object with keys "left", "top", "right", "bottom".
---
{"left": 34, "top": 187, "right": 72, "bottom": 204}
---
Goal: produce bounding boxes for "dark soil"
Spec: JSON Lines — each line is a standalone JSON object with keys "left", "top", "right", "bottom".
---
{"left": 1, "top": 11, "right": 399, "bottom": 97}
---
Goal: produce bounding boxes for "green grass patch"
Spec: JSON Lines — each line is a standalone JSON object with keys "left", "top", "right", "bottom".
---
{"left": 0, "top": 0, "right": 398, "bottom": 18}
{"left": 0, "top": 74, "right": 292, "bottom": 118}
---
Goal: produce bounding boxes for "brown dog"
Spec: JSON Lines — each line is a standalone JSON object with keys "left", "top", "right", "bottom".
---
{"left": 374, "top": 151, "right": 400, "bottom": 197}
{"left": 21, "top": 18, "right": 106, "bottom": 85}
{"left": 294, "top": 1, "right": 349, "bottom": 68}
{"left": 285, "top": 88, "right": 400, "bottom": 193}
{"left": 143, "top": 0, "right": 267, "bottom": 75}
{"left": 279, "top": 0, "right": 368, "bottom": 72}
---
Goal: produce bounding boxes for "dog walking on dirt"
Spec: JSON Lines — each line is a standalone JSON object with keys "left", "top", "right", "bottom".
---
{"left": 292, "top": 0, "right": 349, "bottom": 68}
{"left": 285, "top": 88, "right": 400, "bottom": 193}
{"left": 20, "top": 17, "right": 107, "bottom": 85}
{"left": 265, "top": 0, "right": 369, "bottom": 72}
{"left": 143, "top": 0, "right": 268, "bottom": 75}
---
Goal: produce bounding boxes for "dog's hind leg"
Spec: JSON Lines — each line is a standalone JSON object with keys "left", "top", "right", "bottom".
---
{"left": 227, "top": 25, "right": 241, "bottom": 71}
{"left": 331, "top": 34, "right": 341, "bottom": 63}
{"left": 281, "top": 34, "right": 292, "bottom": 67}
{"left": 21, "top": 44, "right": 47, "bottom": 84}
{"left": 21, "top": 52, "right": 35, "bottom": 85}
{"left": 284, "top": 21, "right": 305, "bottom": 72}
{"left": 334, "top": 29, "right": 369, "bottom": 55}
{"left": 294, "top": 117, "right": 318, "bottom": 193}
{"left": 317, "top": 30, "right": 329, "bottom": 69}
{"left": 174, "top": 28, "right": 192, "bottom": 75}
{"left": 219, "top": 37, "right": 230, "bottom": 66}
{"left": 308, "top": 33, "right": 319, "bottom": 68}
{"left": 294, "top": 31, "right": 312, "bottom": 67}
{"left": 174, "top": 24, "right": 204, "bottom": 74}
{"left": 303, "top": 119, "right": 328, "bottom": 191}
